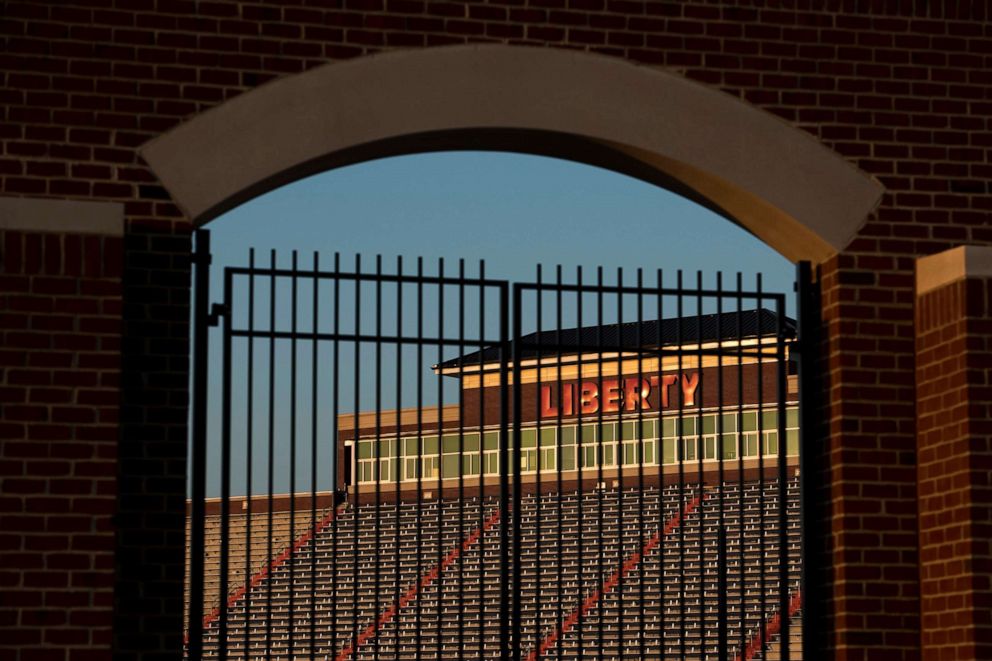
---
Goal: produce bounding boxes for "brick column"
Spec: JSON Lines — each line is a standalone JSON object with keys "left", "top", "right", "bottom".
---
{"left": 0, "top": 198, "right": 123, "bottom": 661}
{"left": 916, "top": 246, "right": 992, "bottom": 659}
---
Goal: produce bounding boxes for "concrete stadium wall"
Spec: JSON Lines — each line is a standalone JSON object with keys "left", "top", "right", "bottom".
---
{"left": 2, "top": 2, "right": 991, "bottom": 659}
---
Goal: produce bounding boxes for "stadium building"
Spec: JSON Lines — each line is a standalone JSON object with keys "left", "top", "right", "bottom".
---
{"left": 189, "top": 309, "right": 802, "bottom": 660}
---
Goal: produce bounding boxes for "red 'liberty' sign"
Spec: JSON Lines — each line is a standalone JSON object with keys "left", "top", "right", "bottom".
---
{"left": 539, "top": 373, "right": 699, "bottom": 419}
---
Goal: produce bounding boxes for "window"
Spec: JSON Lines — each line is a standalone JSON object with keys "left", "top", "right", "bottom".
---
{"left": 662, "top": 438, "right": 677, "bottom": 464}
{"left": 483, "top": 451, "right": 499, "bottom": 475}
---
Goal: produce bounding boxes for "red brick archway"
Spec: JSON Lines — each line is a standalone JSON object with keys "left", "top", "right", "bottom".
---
{"left": 3, "top": 5, "right": 992, "bottom": 660}
{"left": 141, "top": 45, "right": 881, "bottom": 264}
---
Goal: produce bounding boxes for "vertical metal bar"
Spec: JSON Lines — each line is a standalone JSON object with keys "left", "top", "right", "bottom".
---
{"left": 218, "top": 265, "right": 233, "bottom": 661}
{"left": 331, "top": 253, "right": 340, "bottom": 659}
{"left": 596, "top": 266, "right": 604, "bottom": 654}
{"left": 477, "top": 262, "right": 486, "bottom": 661}
{"left": 636, "top": 268, "right": 645, "bottom": 661}
{"left": 736, "top": 273, "right": 746, "bottom": 659}
{"left": 351, "top": 254, "right": 361, "bottom": 660}
{"left": 694, "top": 271, "right": 705, "bottom": 657}
{"left": 655, "top": 268, "right": 664, "bottom": 658}
{"left": 554, "top": 265, "right": 564, "bottom": 659}
{"left": 435, "top": 257, "right": 444, "bottom": 661}
{"left": 457, "top": 259, "right": 466, "bottom": 661}
{"left": 373, "top": 254, "right": 382, "bottom": 661}
{"left": 309, "top": 252, "right": 318, "bottom": 661}
{"left": 499, "top": 281, "right": 511, "bottom": 661}
{"left": 615, "top": 266, "right": 624, "bottom": 661}
{"left": 434, "top": 257, "right": 444, "bottom": 659}
{"left": 510, "top": 281, "right": 522, "bottom": 661}
{"left": 717, "top": 272, "right": 728, "bottom": 661}
{"left": 188, "top": 229, "right": 211, "bottom": 661}
{"left": 265, "top": 249, "right": 276, "bottom": 659}
{"left": 796, "top": 260, "right": 820, "bottom": 661}
{"left": 243, "top": 248, "right": 255, "bottom": 659}
{"left": 595, "top": 267, "right": 604, "bottom": 660}
{"left": 415, "top": 256, "right": 424, "bottom": 661}
{"left": 575, "top": 266, "right": 585, "bottom": 658}
{"left": 534, "top": 265, "right": 543, "bottom": 660}
{"left": 676, "top": 270, "right": 686, "bottom": 660}
{"left": 776, "top": 295, "right": 791, "bottom": 661}
{"left": 394, "top": 256, "right": 403, "bottom": 661}
{"left": 288, "top": 251, "right": 298, "bottom": 657}
{"left": 756, "top": 273, "right": 767, "bottom": 655}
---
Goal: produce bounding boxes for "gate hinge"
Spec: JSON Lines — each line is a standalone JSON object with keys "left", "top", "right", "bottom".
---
{"left": 190, "top": 251, "right": 213, "bottom": 266}
{"left": 207, "top": 303, "right": 228, "bottom": 327}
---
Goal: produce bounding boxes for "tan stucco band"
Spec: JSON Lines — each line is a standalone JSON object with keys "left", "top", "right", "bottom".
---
{"left": 141, "top": 45, "right": 883, "bottom": 264}
{"left": 916, "top": 245, "right": 992, "bottom": 295}
{"left": 0, "top": 196, "right": 124, "bottom": 236}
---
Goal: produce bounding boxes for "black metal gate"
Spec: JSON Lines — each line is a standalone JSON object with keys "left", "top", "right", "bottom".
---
{"left": 186, "top": 229, "right": 814, "bottom": 661}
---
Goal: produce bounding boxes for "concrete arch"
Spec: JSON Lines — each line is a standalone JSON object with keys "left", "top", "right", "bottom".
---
{"left": 141, "top": 45, "right": 882, "bottom": 264}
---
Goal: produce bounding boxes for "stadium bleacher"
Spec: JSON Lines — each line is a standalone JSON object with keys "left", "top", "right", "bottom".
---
{"left": 187, "top": 475, "right": 801, "bottom": 660}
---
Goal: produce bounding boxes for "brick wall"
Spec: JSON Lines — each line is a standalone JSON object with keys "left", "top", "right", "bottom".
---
{"left": 0, "top": 229, "right": 121, "bottom": 660}
{"left": 3, "top": 2, "right": 992, "bottom": 658}
{"left": 917, "top": 272, "right": 992, "bottom": 659}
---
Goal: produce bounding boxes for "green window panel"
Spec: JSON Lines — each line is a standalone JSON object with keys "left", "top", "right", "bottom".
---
{"left": 357, "top": 441, "right": 373, "bottom": 459}
{"left": 761, "top": 411, "right": 777, "bottom": 430}
{"left": 463, "top": 433, "right": 480, "bottom": 453}
{"left": 422, "top": 436, "right": 439, "bottom": 455}
{"left": 662, "top": 418, "right": 677, "bottom": 439}
{"left": 787, "top": 429, "right": 799, "bottom": 456}
{"left": 702, "top": 415, "right": 716, "bottom": 435}
{"left": 379, "top": 458, "right": 399, "bottom": 482}
{"left": 483, "top": 431, "right": 499, "bottom": 450}
{"left": 742, "top": 412, "right": 758, "bottom": 432}
{"left": 441, "top": 455, "right": 460, "bottom": 479}
{"left": 763, "top": 431, "right": 778, "bottom": 456}
{"left": 679, "top": 418, "right": 696, "bottom": 436}
{"left": 620, "top": 421, "right": 639, "bottom": 441}
{"left": 704, "top": 436, "right": 716, "bottom": 460}
{"left": 681, "top": 438, "right": 697, "bottom": 461}
{"left": 521, "top": 429, "right": 537, "bottom": 448}
{"left": 403, "top": 437, "right": 418, "bottom": 456}
{"left": 722, "top": 413, "right": 737, "bottom": 433}
{"left": 662, "top": 438, "right": 677, "bottom": 464}
{"left": 721, "top": 434, "right": 737, "bottom": 460}
{"left": 581, "top": 424, "right": 597, "bottom": 444}
{"left": 644, "top": 439, "right": 656, "bottom": 464}
{"left": 540, "top": 427, "right": 557, "bottom": 447}
{"left": 540, "top": 448, "right": 557, "bottom": 471}
{"left": 462, "top": 454, "right": 481, "bottom": 475}
{"left": 561, "top": 447, "right": 576, "bottom": 471}
{"left": 483, "top": 452, "right": 499, "bottom": 475}
{"left": 379, "top": 438, "right": 398, "bottom": 457}
{"left": 521, "top": 449, "right": 538, "bottom": 472}
{"left": 787, "top": 408, "right": 799, "bottom": 428}
{"left": 743, "top": 433, "right": 759, "bottom": 457}
{"left": 600, "top": 423, "right": 617, "bottom": 442}
{"left": 560, "top": 426, "right": 576, "bottom": 445}
{"left": 441, "top": 434, "right": 461, "bottom": 454}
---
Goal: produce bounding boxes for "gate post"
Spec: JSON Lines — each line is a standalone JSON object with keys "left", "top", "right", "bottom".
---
{"left": 797, "top": 261, "right": 825, "bottom": 660}
{"left": 187, "top": 229, "right": 212, "bottom": 659}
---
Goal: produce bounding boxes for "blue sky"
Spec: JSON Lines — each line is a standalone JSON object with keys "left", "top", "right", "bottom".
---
{"left": 208, "top": 151, "right": 792, "bottom": 292}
